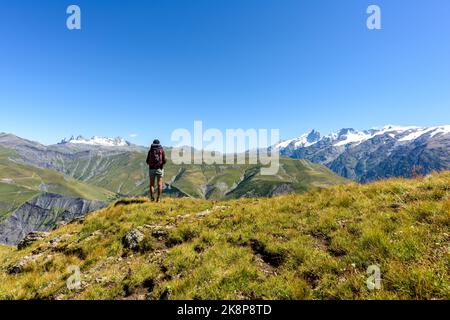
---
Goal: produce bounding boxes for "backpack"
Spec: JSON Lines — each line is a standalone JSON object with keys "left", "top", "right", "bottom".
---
{"left": 149, "top": 147, "right": 163, "bottom": 168}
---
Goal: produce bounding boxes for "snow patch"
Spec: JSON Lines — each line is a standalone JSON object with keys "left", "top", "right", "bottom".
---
{"left": 399, "top": 126, "right": 450, "bottom": 142}
{"left": 293, "top": 134, "right": 319, "bottom": 148}
{"left": 274, "top": 130, "right": 320, "bottom": 149}
{"left": 274, "top": 139, "right": 294, "bottom": 149}
{"left": 334, "top": 131, "right": 372, "bottom": 147}
{"left": 429, "top": 125, "right": 450, "bottom": 138}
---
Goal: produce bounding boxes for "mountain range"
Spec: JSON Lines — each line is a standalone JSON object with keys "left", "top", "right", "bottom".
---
{"left": 0, "top": 124, "right": 448, "bottom": 244}
{"left": 274, "top": 125, "right": 450, "bottom": 182}
{"left": 59, "top": 135, "right": 132, "bottom": 147}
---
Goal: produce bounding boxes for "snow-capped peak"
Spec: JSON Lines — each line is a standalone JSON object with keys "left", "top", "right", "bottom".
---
{"left": 275, "top": 125, "right": 450, "bottom": 150}
{"left": 274, "top": 130, "right": 321, "bottom": 149}
{"left": 59, "top": 135, "right": 130, "bottom": 147}
{"left": 331, "top": 125, "right": 450, "bottom": 147}
{"left": 333, "top": 129, "right": 372, "bottom": 147}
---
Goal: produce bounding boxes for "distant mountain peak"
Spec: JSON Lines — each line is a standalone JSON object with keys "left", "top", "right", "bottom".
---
{"left": 59, "top": 135, "right": 131, "bottom": 147}
{"left": 337, "top": 128, "right": 356, "bottom": 136}
{"left": 306, "top": 129, "right": 321, "bottom": 143}
{"left": 274, "top": 129, "right": 322, "bottom": 150}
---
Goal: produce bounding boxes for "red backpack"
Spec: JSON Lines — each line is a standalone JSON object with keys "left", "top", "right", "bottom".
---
{"left": 148, "top": 147, "right": 164, "bottom": 169}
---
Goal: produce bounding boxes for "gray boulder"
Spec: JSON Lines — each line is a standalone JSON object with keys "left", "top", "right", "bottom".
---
{"left": 122, "top": 229, "right": 145, "bottom": 251}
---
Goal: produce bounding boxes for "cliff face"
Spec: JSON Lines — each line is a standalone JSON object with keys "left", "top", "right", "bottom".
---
{"left": 0, "top": 193, "right": 106, "bottom": 245}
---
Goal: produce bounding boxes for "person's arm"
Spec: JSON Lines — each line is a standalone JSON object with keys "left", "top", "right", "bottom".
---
{"left": 146, "top": 151, "right": 151, "bottom": 166}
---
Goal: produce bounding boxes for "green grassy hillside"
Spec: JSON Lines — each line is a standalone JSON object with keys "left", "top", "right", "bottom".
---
{"left": 0, "top": 172, "right": 448, "bottom": 300}
{"left": 0, "top": 146, "right": 115, "bottom": 220}
{"left": 61, "top": 151, "right": 347, "bottom": 199}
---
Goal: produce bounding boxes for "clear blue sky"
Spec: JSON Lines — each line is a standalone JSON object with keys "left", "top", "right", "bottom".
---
{"left": 0, "top": 0, "right": 449, "bottom": 146}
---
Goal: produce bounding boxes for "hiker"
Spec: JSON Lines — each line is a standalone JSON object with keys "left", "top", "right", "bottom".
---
{"left": 146, "top": 139, "right": 167, "bottom": 202}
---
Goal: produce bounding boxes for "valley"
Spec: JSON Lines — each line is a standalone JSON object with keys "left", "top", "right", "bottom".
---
{"left": 0, "top": 133, "right": 347, "bottom": 244}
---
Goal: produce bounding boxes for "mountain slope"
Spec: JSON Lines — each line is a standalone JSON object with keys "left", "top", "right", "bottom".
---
{"left": 0, "top": 134, "right": 347, "bottom": 199}
{"left": 0, "top": 172, "right": 448, "bottom": 300}
{"left": 224, "top": 158, "right": 347, "bottom": 199}
{"left": 0, "top": 145, "right": 114, "bottom": 220}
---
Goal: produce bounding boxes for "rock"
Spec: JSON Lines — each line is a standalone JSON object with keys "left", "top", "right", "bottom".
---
{"left": 7, "top": 260, "right": 27, "bottom": 274}
{"left": 53, "top": 221, "right": 68, "bottom": 230}
{"left": 122, "top": 229, "right": 145, "bottom": 251}
{"left": 70, "top": 216, "right": 86, "bottom": 224}
{"left": 271, "top": 184, "right": 294, "bottom": 196}
{"left": 17, "top": 232, "right": 50, "bottom": 250}
{"left": 196, "top": 206, "right": 230, "bottom": 218}
{"left": 337, "top": 219, "right": 348, "bottom": 228}
{"left": 95, "top": 277, "right": 108, "bottom": 284}
{"left": 177, "top": 214, "right": 191, "bottom": 221}
{"left": 143, "top": 224, "right": 173, "bottom": 230}
{"left": 7, "top": 254, "right": 41, "bottom": 274}
{"left": 84, "top": 230, "right": 102, "bottom": 242}
{"left": 389, "top": 203, "right": 403, "bottom": 210}
{"left": 31, "top": 247, "right": 44, "bottom": 255}
{"left": 49, "top": 236, "right": 61, "bottom": 244}
{"left": 160, "top": 286, "right": 172, "bottom": 300}
{"left": 152, "top": 230, "right": 168, "bottom": 239}
{"left": 196, "top": 209, "right": 211, "bottom": 218}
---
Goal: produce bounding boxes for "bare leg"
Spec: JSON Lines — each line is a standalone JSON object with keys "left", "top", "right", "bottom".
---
{"left": 150, "top": 176, "right": 155, "bottom": 201}
{"left": 156, "top": 176, "right": 163, "bottom": 202}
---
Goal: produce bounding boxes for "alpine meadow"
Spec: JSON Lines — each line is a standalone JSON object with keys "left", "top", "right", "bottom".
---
{"left": 0, "top": 0, "right": 449, "bottom": 308}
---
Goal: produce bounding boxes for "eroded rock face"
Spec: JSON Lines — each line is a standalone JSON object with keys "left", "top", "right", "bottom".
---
{"left": 0, "top": 193, "right": 106, "bottom": 245}
{"left": 271, "top": 184, "right": 294, "bottom": 196}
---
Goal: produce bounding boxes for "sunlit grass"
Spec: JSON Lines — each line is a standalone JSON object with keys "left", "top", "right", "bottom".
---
{"left": 0, "top": 172, "right": 448, "bottom": 300}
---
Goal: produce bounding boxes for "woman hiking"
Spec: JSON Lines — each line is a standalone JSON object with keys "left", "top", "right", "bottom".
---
{"left": 146, "top": 139, "right": 167, "bottom": 202}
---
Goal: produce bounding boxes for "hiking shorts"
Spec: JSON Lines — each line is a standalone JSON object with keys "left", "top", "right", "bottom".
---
{"left": 149, "top": 168, "right": 164, "bottom": 178}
